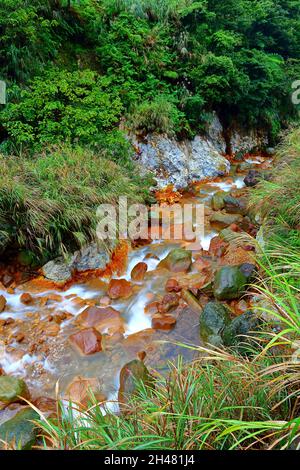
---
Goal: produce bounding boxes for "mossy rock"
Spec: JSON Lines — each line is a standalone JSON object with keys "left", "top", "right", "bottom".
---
{"left": 211, "top": 191, "right": 226, "bottom": 211}
{"left": 222, "top": 311, "right": 261, "bottom": 351}
{"left": 118, "top": 360, "right": 153, "bottom": 406}
{"left": 200, "top": 301, "right": 231, "bottom": 342}
{"left": 210, "top": 212, "right": 243, "bottom": 229}
{"left": 223, "top": 195, "right": 247, "bottom": 215}
{"left": 0, "top": 376, "right": 30, "bottom": 406}
{"left": 159, "top": 248, "right": 192, "bottom": 273}
{"left": 0, "top": 407, "right": 38, "bottom": 449}
{"left": 214, "top": 265, "right": 253, "bottom": 300}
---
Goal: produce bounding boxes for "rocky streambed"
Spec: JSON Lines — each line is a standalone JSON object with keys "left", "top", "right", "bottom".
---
{"left": 0, "top": 151, "right": 273, "bottom": 448}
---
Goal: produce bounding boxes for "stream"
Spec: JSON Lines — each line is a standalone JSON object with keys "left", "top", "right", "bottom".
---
{"left": 0, "top": 154, "right": 272, "bottom": 407}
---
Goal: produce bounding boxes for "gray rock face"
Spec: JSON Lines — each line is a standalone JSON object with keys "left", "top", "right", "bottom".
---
{"left": 132, "top": 113, "right": 268, "bottom": 189}
{"left": 73, "top": 243, "right": 110, "bottom": 273}
{"left": 206, "top": 112, "right": 226, "bottom": 153}
{"left": 230, "top": 126, "right": 268, "bottom": 155}
{"left": 136, "top": 133, "right": 230, "bottom": 189}
{"left": 41, "top": 258, "right": 74, "bottom": 284}
{"left": 41, "top": 242, "right": 112, "bottom": 284}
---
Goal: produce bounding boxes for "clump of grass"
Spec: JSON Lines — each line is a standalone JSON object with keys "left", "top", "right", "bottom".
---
{"left": 33, "top": 348, "right": 295, "bottom": 450}
{"left": 250, "top": 127, "right": 300, "bottom": 230}
{"left": 126, "top": 96, "right": 184, "bottom": 136}
{"left": 0, "top": 144, "right": 150, "bottom": 259}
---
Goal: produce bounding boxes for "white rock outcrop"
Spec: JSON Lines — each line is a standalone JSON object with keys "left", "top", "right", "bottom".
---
{"left": 135, "top": 133, "right": 230, "bottom": 189}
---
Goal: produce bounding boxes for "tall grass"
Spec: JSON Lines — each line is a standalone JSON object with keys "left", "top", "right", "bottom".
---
{"left": 0, "top": 144, "right": 150, "bottom": 259}
{"left": 33, "top": 347, "right": 298, "bottom": 450}
{"left": 250, "top": 127, "right": 300, "bottom": 230}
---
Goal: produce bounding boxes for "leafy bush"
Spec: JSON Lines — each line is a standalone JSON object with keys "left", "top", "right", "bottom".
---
{"left": 1, "top": 68, "right": 123, "bottom": 152}
{"left": 0, "top": 145, "right": 150, "bottom": 259}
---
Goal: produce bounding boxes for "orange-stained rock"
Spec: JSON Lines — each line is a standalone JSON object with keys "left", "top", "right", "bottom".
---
{"left": 131, "top": 262, "right": 148, "bottom": 281}
{"left": 220, "top": 245, "right": 255, "bottom": 267}
{"left": 152, "top": 314, "right": 176, "bottom": 331}
{"left": 158, "top": 293, "right": 179, "bottom": 314}
{"left": 65, "top": 376, "right": 106, "bottom": 406}
{"left": 0, "top": 295, "right": 7, "bottom": 313}
{"left": 107, "top": 279, "right": 133, "bottom": 300}
{"left": 69, "top": 328, "right": 102, "bottom": 355}
{"left": 209, "top": 236, "right": 228, "bottom": 257}
{"left": 20, "top": 293, "right": 33, "bottom": 305}
{"left": 76, "top": 306, "right": 124, "bottom": 335}
{"left": 144, "top": 301, "right": 159, "bottom": 315}
{"left": 165, "top": 278, "right": 181, "bottom": 293}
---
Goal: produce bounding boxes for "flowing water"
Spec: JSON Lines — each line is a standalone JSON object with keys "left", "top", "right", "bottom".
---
{"left": 0, "top": 155, "right": 272, "bottom": 403}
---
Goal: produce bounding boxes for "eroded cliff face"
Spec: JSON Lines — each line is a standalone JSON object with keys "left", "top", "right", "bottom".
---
{"left": 131, "top": 113, "right": 268, "bottom": 189}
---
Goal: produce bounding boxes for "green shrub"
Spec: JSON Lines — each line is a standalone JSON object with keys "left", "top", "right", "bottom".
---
{"left": 1, "top": 68, "right": 123, "bottom": 152}
{"left": 0, "top": 145, "right": 150, "bottom": 259}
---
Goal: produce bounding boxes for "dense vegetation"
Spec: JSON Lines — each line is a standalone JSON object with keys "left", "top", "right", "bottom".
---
{"left": 1, "top": 0, "right": 300, "bottom": 149}
{"left": 0, "top": 0, "right": 300, "bottom": 259}
{"left": 0, "top": 1, "right": 299, "bottom": 451}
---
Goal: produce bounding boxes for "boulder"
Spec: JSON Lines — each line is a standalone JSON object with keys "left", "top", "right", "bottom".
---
{"left": 152, "top": 314, "right": 177, "bottom": 331}
{"left": 69, "top": 328, "right": 102, "bottom": 355}
{"left": 41, "top": 243, "right": 112, "bottom": 284}
{"left": 0, "top": 407, "right": 38, "bottom": 449}
{"left": 165, "top": 278, "right": 181, "bottom": 293}
{"left": 76, "top": 306, "right": 124, "bottom": 335}
{"left": 131, "top": 262, "right": 148, "bottom": 281}
{"left": 159, "top": 248, "right": 192, "bottom": 273}
{"left": 135, "top": 133, "right": 230, "bottom": 189}
{"left": 0, "top": 295, "right": 6, "bottom": 313}
{"left": 144, "top": 301, "right": 159, "bottom": 315}
{"left": 118, "top": 360, "right": 152, "bottom": 405}
{"left": 107, "top": 279, "right": 133, "bottom": 300}
{"left": 222, "top": 311, "right": 260, "bottom": 348}
{"left": 73, "top": 243, "right": 110, "bottom": 273}
{"left": 0, "top": 376, "right": 29, "bottom": 407}
{"left": 41, "top": 258, "right": 74, "bottom": 284}
{"left": 210, "top": 212, "right": 243, "bottom": 229}
{"left": 20, "top": 293, "right": 33, "bottom": 305}
{"left": 200, "top": 301, "right": 231, "bottom": 343}
{"left": 65, "top": 376, "right": 105, "bottom": 406}
{"left": 214, "top": 265, "right": 253, "bottom": 300}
